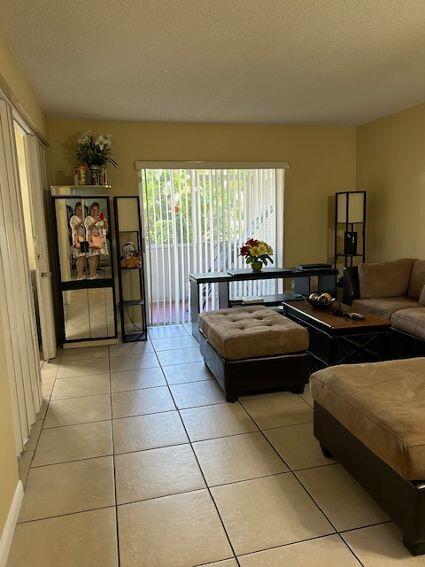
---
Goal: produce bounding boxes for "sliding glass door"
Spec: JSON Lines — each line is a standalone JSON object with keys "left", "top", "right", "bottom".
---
{"left": 139, "top": 166, "right": 284, "bottom": 325}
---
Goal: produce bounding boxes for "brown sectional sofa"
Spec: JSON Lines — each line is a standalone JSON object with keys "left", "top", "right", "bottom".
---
{"left": 344, "top": 259, "right": 425, "bottom": 350}
{"left": 311, "top": 357, "right": 425, "bottom": 555}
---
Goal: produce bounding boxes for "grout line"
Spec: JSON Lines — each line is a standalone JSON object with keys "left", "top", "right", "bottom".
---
{"left": 336, "top": 533, "right": 365, "bottom": 567}
{"left": 232, "top": 530, "right": 365, "bottom": 562}
{"left": 30, "top": 337, "right": 384, "bottom": 565}
{"left": 27, "top": 355, "right": 62, "bottom": 477}
{"left": 41, "top": 417, "right": 112, "bottom": 430}
{"left": 237, "top": 401, "right": 342, "bottom": 534}
{"left": 338, "top": 519, "right": 392, "bottom": 535}
{"left": 31, "top": 452, "right": 114, "bottom": 469}
{"left": 50, "top": 390, "right": 111, "bottom": 402}
{"left": 109, "top": 353, "right": 122, "bottom": 567}
{"left": 160, "top": 357, "right": 240, "bottom": 566}
{"left": 17, "top": 505, "right": 117, "bottom": 526}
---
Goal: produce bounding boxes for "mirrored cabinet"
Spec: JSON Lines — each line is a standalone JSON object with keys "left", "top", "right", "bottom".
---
{"left": 51, "top": 186, "right": 118, "bottom": 345}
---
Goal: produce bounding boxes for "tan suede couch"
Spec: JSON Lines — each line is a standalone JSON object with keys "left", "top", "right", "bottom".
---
{"left": 344, "top": 259, "right": 425, "bottom": 342}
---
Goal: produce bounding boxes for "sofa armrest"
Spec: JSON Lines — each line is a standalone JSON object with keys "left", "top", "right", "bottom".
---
{"left": 343, "top": 266, "right": 360, "bottom": 305}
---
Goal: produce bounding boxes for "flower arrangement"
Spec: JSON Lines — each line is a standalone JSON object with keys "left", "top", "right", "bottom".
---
{"left": 239, "top": 238, "right": 273, "bottom": 272}
{"left": 76, "top": 130, "right": 118, "bottom": 168}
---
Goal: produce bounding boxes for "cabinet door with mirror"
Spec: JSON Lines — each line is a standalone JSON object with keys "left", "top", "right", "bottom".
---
{"left": 53, "top": 195, "right": 117, "bottom": 343}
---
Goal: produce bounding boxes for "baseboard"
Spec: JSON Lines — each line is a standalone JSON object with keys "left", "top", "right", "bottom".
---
{"left": 0, "top": 480, "right": 23, "bottom": 567}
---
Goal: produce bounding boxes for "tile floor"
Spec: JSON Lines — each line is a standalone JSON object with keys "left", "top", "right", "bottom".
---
{"left": 10, "top": 324, "right": 421, "bottom": 566}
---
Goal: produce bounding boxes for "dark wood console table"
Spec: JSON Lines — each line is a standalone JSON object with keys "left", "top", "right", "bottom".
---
{"left": 189, "top": 267, "right": 338, "bottom": 341}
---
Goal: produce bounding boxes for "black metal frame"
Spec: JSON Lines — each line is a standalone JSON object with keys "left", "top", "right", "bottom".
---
{"left": 334, "top": 190, "right": 366, "bottom": 270}
{"left": 113, "top": 196, "right": 147, "bottom": 342}
{"left": 52, "top": 194, "right": 118, "bottom": 344}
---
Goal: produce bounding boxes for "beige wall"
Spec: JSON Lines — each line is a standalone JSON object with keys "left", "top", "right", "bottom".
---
{"left": 0, "top": 32, "right": 47, "bottom": 139}
{"left": 357, "top": 103, "right": 425, "bottom": 262}
{"left": 0, "top": 29, "right": 46, "bottom": 541}
{"left": 0, "top": 322, "right": 19, "bottom": 538}
{"left": 48, "top": 118, "right": 356, "bottom": 266}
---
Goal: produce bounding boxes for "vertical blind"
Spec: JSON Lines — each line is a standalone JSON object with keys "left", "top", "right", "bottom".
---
{"left": 139, "top": 167, "right": 284, "bottom": 325}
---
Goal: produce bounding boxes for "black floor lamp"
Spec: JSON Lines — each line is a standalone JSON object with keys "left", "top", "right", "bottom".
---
{"left": 334, "top": 190, "right": 366, "bottom": 270}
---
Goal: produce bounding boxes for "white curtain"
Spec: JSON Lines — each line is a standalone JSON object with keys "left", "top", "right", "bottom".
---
{"left": 0, "top": 98, "right": 42, "bottom": 453}
{"left": 139, "top": 167, "right": 284, "bottom": 326}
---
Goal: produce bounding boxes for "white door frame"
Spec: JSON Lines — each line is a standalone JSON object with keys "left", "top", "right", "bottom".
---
{"left": 25, "top": 134, "right": 57, "bottom": 360}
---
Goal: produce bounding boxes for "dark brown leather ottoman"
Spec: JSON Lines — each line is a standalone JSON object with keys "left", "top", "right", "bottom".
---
{"left": 311, "top": 358, "right": 425, "bottom": 555}
{"left": 198, "top": 305, "right": 309, "bottom": 402}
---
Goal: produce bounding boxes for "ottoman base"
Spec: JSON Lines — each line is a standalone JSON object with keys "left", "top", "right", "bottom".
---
{"left": 314, "top": 403, "right": 425, "bottom": 556}
{"left": 199, "top": 330, "right": 309, "bottom": 402}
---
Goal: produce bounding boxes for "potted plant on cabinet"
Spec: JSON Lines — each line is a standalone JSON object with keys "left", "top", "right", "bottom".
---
{"left": 75, "top": 131, "right": 118, "bottom": 185}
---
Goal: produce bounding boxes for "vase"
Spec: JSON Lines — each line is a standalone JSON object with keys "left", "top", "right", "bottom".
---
{"left": 90, "top": 165, "right": 101, "bottom": 185}
{"left": 251, "top": 261, "right": 263, "bottom": 272}
{"left": 99, "top": 166, "right": 108, "bottom": 186}
{"left": 74, "top": 164, "right": 87, "bottom": 186}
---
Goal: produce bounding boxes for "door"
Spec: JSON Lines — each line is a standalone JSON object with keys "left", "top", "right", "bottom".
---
{"left": 25, "top": 135, "right": 57, "bottom": 360}
{"left": 0, "top": 97, "right": 42, "bottom": 452}
{"left": 139, "top": 165, "right": 285, "bottom": 325}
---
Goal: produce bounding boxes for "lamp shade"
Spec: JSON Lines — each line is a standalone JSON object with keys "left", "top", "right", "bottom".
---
{"left": 336, "top": 191, "right": 365, "bottom": 224}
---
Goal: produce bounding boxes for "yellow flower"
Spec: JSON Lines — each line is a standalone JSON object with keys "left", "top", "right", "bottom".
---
{"left": 249, "top": 245, "right": 259, "bottom": 256}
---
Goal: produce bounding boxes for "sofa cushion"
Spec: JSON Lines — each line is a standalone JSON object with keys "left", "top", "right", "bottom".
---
{"left": 407, "top": 260, "right": 425, "bottom": 299}
{"left": 420, "top": 286, "right": 425, "bottom": 306}
{"left": 199, "top": 305, "right": 308, "bottom": 360}
{"left": 352, "top": 297, "right": 421, "bottom": 320}
{"left": 392, "top": 307, "right": 425, "bottom": 340}
{"left": 358, "top": 259, "right": 415, "bottom": 299}
{"left": 311, "top": 358, "right": 425, "bottom": 480}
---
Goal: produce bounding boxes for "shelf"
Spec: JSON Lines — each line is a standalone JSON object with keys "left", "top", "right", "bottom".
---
{"left": 123, "top": 332, "right": 147, "bottom": 343}
{"left": 52, "top": 185, "right": 111, "bottom": 189}
{"left": 229, "top": 292, "right": 304, "bottom": 307}
{"left": 121, "top": 299, "right": 145, "bottom": 307}
{"left": 114, "top": 195, "right": 147, "bottom": 342}
{"left": 337, "top": 253, "right": 364, "bottom": 258}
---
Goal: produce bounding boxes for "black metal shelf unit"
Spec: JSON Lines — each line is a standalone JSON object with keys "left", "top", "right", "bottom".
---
{"left": 114, "top": 196, "right": 147, "bottom": 342}
{"left": 334, "top": 190, "right": 366, "bottom": 271}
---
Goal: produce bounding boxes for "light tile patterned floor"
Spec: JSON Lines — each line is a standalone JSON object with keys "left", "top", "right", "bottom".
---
{"left": 10, "top": 325, "right": 418, "bottom": 566}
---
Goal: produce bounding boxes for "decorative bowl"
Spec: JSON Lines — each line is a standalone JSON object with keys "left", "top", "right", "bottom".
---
{"left": 306, "top": 292, "right": 336, "bottom": 310}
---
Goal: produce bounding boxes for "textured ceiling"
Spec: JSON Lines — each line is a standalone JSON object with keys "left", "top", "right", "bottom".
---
{"left": 1, "top": 0, "right": 425, "bottom": 125}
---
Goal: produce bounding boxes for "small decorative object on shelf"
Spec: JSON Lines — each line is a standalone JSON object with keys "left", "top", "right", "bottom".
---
{"left": 74, "top": 164, "right": 87, "bottom": 186}
{"left": 307, "top": 292, "right": 335, "bottom": 309}
{"left": 334, "top": 190, "right": 366, "bottom": 270}
{"left": 120, "top": 241, "right": 141, "bottom": 269}
{"left": 75, "top": 130, "right": 118, "bottom": 186}
{"left": 239, "top": 238, "right": 273, "bottom": 272}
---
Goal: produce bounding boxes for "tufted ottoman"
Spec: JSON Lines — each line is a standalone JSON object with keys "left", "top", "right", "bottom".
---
{"left": 311, "top": 358, "right": 425, "bottom": 555}
{"left": 198, "top": 305, "right": 309, "bottom": 401}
